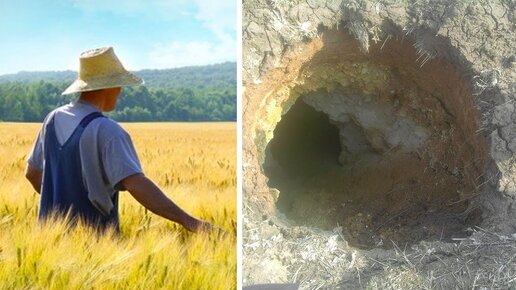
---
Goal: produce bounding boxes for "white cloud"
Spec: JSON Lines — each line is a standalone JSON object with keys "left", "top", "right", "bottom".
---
{"left": 148, "top": 0, "right": 236, "bottom": 68}
{"left": 193, "top": 0, "right": 236, "bottom": 37}
{"left": 149, "top": 37, "right": 235, "bottom": 68}
{"left": 68, "top": 0, "right": 236, "bottom": 68}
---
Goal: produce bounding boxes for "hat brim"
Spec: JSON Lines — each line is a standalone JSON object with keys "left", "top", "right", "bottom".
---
{"left": 62, "top": 71, "right": 144, "bottom": 95}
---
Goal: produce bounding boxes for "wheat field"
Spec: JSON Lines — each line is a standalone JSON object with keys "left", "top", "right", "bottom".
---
{"left": 0, "top": 122, "right": 236, "bottom": 289}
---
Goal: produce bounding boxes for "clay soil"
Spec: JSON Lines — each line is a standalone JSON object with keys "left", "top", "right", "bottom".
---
{"left": 263, "top": 31, "right": 488, "bottom": 249}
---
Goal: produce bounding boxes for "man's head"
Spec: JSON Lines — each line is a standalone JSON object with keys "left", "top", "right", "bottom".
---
{"left": 80, "top": 87, "right": 122, "bottom": 112}
{"left": 62, "top": 47, "right": 142, "bottom": 97}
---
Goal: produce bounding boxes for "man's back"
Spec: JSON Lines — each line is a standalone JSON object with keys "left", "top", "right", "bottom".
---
{"left": 39, "top": 110, "right": 120, "bottom": 229}
{"left": 28, "top": 100, "right": 143, "bottom": 220}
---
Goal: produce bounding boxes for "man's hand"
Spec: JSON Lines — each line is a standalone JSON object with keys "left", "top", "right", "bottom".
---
{"left": 25, "top": 164, "right": 42, "bottom": 194}
{"left": 121, "top": 173, "right": 215, "bottom": 233}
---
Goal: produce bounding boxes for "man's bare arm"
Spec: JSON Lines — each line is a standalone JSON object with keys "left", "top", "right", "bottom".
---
{"left": 121, "top": 173, "right": 211, "bottom": 233}
{"left": 25, "top": 164, "right": 42, "bottom": 194}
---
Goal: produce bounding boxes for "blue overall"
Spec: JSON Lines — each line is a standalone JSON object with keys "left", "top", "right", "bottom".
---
{"left": 39, "top": 112, "right": 119, "bottom": 231}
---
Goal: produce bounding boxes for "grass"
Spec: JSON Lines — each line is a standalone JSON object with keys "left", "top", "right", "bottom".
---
{"left": 360, "top": 228, "right": 516, "bottom": 289}
{"left": 0, "top": 122, "right": 236, "bottom": 289}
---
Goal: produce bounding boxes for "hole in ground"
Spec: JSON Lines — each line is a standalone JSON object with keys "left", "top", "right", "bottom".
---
{"left": 262, "top": 31, "right": 488, "bottom": 249}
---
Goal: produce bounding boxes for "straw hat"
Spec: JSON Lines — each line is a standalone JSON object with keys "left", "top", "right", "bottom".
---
{"left": 62, "top": 47, "right": 143, "bottom": 95}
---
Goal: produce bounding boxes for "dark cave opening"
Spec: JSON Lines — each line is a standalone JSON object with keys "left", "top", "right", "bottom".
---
{"left": 266, "top": 99, "right": 342, "bottom": 184}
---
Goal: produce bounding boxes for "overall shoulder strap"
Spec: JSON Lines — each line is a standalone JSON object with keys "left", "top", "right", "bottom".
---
{"left": 78, "top": 112, "right": 105, "bottom": 130}
{"left": 46, "top": 110, "right": 59, "bottom": 126}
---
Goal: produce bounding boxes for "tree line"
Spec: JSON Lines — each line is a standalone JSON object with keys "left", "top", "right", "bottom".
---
{"left": 0, "top": 62, "right": 236, "bottom": 122}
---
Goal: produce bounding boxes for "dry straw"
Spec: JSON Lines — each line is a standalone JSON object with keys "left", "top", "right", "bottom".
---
{"left": 62, "top": 47, "right": 143, "bottom": 95}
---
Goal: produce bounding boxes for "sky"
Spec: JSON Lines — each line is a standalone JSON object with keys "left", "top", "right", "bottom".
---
{"left": 0, "top": 0, "right": 236, "bottom": 75}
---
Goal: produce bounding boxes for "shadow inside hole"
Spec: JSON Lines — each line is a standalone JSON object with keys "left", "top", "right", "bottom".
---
{"left": 266, "top": 99, "right": 342, "bottom": 183}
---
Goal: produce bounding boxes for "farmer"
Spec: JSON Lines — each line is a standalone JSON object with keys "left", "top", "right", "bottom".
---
{"left": 24, "top": 47, "right": 213, "bottom": 233}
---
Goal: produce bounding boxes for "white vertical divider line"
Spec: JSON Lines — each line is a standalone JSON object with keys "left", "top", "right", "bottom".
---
{"left": 236, "top": 0, "right": 243, "bottom": 288}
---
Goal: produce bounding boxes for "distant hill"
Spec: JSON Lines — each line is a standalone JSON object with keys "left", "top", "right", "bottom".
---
{"left": 0, "top": 62, "right": 236, "bottom": 89}
{"left": 0, "top": 70, "right": 76, "bottom": 83}
{"left": 0, "top": 62, "right": 236, "bottom": 122}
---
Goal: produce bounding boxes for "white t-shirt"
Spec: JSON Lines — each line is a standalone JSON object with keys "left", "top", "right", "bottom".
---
{"left": 28, "top": 99, "right": 142, "bottom": 215}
